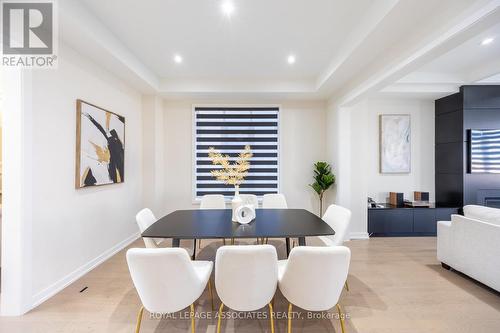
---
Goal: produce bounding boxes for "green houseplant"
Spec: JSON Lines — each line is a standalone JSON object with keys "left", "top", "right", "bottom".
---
{"left": 310, "top": 162, "right": 335, "bottom": 216}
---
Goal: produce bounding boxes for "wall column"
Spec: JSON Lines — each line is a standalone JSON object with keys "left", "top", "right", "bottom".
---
{"left": 1, "top": 68, "right": 34, "bottom": 315}
{"left": 142, "top": 95, "right": 166, "bottom": 215}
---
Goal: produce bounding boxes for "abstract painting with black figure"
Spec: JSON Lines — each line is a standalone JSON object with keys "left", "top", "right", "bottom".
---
{"left": 75, "top": 100, "right": 125, "bottom": 188}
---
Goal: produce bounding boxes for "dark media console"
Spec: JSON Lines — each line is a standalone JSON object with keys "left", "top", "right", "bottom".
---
{"left": 368, "top": 204, "right": 459, "bottom": 237}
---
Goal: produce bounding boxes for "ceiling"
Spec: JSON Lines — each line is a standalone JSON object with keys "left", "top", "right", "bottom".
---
{"left": 60, "top": 0, "right": 500, "bottom": 103}
{"left": 81, "top": 0, "right": 374, "bottom": 81}
{"left": 381, "top": 19, "right": 500, "bottom": 100}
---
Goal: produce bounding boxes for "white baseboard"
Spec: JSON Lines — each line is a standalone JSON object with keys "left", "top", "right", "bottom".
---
{"left": 348, "top": 232, "right": 369, "bottom": 240}
{"left": 30, "top": 232, "right": 140, "bottom": 311}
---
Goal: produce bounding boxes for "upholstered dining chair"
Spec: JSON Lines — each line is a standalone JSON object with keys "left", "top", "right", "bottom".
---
{"left": 317, "top": 204, "right": 351, "bottom": 247}
{"left": 307, "top": 204, "right": 352, "bottom": 290}
{"left": 239, "top": 194, "right": 259, "bottom": 208}
{"left": 239, "top": 194, "right": 259, "bottom": 244}
{"left": 199, "top": 194, "right": 226, "bottom": 248}
{"left": 262, "top": 193, "right": 287, "bottom": 209}
{"left": 278, "top": 246, "right": 351, "bottom": 333}
{"left": 136, "top": 208, "right": 194, "bottom": 257}
{"left": 126, "top": 248, "right": 214, "bottom": 333}
{"left": 215, "top": 245, "right": 278, "bottom": 333}
{"left": 262, "top": 193, "right": 288, "bottom": 245}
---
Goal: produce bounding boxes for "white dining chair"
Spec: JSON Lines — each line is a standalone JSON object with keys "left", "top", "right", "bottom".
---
{"left": 278, "top": 246, "right": 351, "bottom": 333}
{"left": 126, "top": 248, "right": 214, "bottom": 333}
{"left": 307, "top": 204, "right": 352, "bottom": 290}
{"left": 200, "top": 194, "right": 226, "bottom": 209}
{"left": 199, "top": 194, "right": 226, "bottom": 248}
{"left": 239, "top": 194, "right": 259, "bottom": 244}
{"left": 239, "top": 194, "right": 258, "bottom": 208}
{"left": 135, "top": 208, "right": 194, "bottom": 257}
{"left": 312, "top": 204, "right": 352, "bottom": 247}
{"left": 262, "top": 193, "right": 288, "bottom": 209}
{"left": 262, "top": 193, "right": 288, "bottom": 245}
{"left": 215, "top": 245, "right": 278, "bottom": 333}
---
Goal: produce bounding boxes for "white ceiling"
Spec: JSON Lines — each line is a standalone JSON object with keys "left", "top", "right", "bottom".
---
{"left": 415, "top": 21, "right": 500, "bottom": 79}
{"left": 381, "top": 19, "right": 500, "bottom": 100}
{"left": 81, "top": 0, "right": 374, "bottom": 81}
{"left": 60, "top": 0, "right": 500, "bottom": 102}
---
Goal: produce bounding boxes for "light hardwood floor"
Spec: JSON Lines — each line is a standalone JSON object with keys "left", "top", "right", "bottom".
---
{"left": 0, "top": 237, "right": 499, "bottom": 332}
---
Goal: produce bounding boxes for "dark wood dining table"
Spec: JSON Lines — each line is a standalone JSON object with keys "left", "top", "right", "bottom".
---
{"left": 142, "top": 208, "right": 335, "bottom": 258}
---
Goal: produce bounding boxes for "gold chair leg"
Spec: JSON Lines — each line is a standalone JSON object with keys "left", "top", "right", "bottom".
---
{"left": 190, "top": 303, "right": 196, "bottom": 333}
{"left": 198, "top": 239, "right": 202, "bottom": 250}
{"left": 336, "top": 304, "right": 346, "bottom": 333}
{"left": 345, "top": 280, "right": 350, "bottom": 292}
{"left": 268, "top": 303, "right": 275, "bottom": 333}
{"left": 231, "top": 238, "right": 235, "bottom": 245}
{"left": 135, "top": 306, "right": 144, "bottom": 333}
{"left": 287, "top": 303, "right": 292, "bottom": 333}
{"left": 217, "top": 303, "right": 224, "bottom": 333}
{"left": 223, "top": 239, "right": 226, "bottom": 245}
{"left": 208, "top": 279, "right": 215, "bottom": 311}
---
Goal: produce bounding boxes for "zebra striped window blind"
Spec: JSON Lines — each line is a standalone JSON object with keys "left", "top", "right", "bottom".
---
{"left": 194, "top": 106, "right": 279, "bottom": 198}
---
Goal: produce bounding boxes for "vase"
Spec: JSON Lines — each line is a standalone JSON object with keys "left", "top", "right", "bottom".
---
{"left": 231, "top": 185, "right": 243, "bottom": 222}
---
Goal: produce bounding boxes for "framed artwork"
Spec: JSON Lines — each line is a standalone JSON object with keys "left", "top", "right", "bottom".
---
{"left": 379, "top": 114, "right": 411, "bottom": 173}
{"left": 75, "top": 99, "right": 125, "bottom": 188}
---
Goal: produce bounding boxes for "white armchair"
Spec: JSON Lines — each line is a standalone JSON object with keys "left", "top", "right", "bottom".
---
{"left": 126, "top": 248, "right": 214, "bottom": 333}
{"left": 437, "top": 205, "right": 500, "bottom": 292}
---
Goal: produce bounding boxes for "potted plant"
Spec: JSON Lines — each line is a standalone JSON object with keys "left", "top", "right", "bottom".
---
{"left": 310, "top": 161, "right": 335, "bottom": 216}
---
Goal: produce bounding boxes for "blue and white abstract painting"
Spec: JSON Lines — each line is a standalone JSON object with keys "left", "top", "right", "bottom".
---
{"left": 380, "top": 115, "right": 411, "bottom": 173}
{"left": 470, "top": 129, "right": 500, "bottom": 173}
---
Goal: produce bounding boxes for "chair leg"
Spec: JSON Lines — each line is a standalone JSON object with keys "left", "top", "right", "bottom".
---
{"left": 287, "top": 303, "right": 292, "bottom": 333}
{"left": 217, "top": 303, "right": 225, "bottom": 333}
{"left": 344, "top": 280, "right": 350, "bottom": 292}
{"left": 190, "top": 303, "right": 196, "bottom": 333}
{"left": 135, "top": 306, "right": 144, "bottom": 333}
{"left": 208, "top": 279, "right": 215, "bottom": 311}
{"left": 223, "top": 239, "right": 226, "bottom": 246}
{"left": 231, "top": 238, "right": 235, "bottom": 245}
{"left": 336, "top": 303, "right": 346, "bottom": 333}
{"left": 268, "top": 303, "right": 275, "bottom": 333}
{"left": 198, "top": 239, "right": 202, "bottom": 250}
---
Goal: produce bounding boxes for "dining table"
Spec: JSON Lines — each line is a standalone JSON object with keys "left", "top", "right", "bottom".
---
{"left": 142, "top": 208, "right": 335, "bottom": 259}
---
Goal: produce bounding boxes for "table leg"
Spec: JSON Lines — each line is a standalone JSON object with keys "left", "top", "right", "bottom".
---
{"left": 286, "top": 238, "right": 291, "bottom": 257}
{"left": 192, "top": 239, "right": 197, "bottom": 260}
{"left": 298, "top": 237, "right": 306, "bottom": 246}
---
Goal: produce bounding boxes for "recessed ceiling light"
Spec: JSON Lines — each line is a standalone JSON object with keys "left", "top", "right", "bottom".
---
{"left": 221, "top": 1, "right": 235, "bottom": 17}
{"left": 174, "top": 54, "right": 183, "bottom": 63}
{"left": 481, "top": 37, "right": 494, "bottom": 46}
{"left": 287, "top": 55, "right": 296, "bottom": 65}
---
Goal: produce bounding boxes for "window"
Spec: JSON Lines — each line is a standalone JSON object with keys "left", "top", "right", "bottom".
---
{"left": 194, "top": 106, "right": 279, "bottom": 198}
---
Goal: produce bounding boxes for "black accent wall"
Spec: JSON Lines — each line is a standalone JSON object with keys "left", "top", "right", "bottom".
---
{"left": 435, "top": 85, "right": 500, "bottom": 207}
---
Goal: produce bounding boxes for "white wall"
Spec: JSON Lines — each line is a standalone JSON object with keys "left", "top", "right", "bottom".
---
{"left": 327, "top": 98, "right": 435, "bottom": 238}
{"left": 161, "top": 100, "right": 327, "bottom": 215}
{"left": 26, "top": 44, "right": 143, "bottom": 307}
